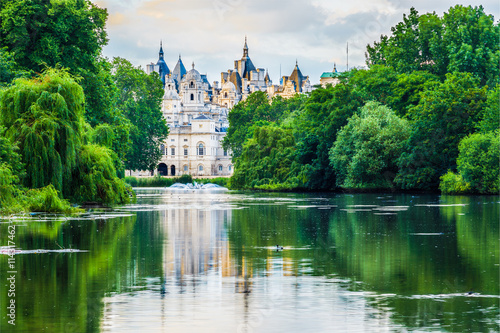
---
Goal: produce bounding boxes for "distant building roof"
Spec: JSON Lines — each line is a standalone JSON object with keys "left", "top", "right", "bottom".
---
{"left": 320, "top": 64, "right": 340, "bottom": 79}
{"left": 320, "top": 71, "right": 340, "bottom": 78}
{"left": 193, "top": 114, "right": 212, "bottom": 120}
{"left": 172, "top": 55, "right": 187, "bottom": 89}
{"left": 289, "top": 61, "right": 307, "bottom": 92}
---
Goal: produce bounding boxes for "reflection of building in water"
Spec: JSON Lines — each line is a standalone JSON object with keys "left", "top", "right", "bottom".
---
{"left": 160, "top": 206, "right": 237, "bottom": 279}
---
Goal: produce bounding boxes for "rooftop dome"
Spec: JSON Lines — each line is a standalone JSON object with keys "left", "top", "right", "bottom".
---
{"left": 221, "top": 81, "right": 236, "bottom": 92}
{"left": 183, "top": 62, "right": 202, "bottom": 82}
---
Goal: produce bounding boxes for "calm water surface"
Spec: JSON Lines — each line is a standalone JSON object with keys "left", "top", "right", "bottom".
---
{"left": 0, "top": 189, "right": 498, "bottom": 332}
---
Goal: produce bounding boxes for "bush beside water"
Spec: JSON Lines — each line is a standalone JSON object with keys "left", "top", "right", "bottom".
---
{"left": 125, "top": 175, "right": 229, "bottom": 188}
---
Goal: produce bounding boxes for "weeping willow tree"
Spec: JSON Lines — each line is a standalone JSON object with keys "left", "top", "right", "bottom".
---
{"left": 0, "top": 69, "right": 133, "bottom": 206}
{"left": 71, "top": 144, "right": 133, "bottom": 205}
{"left": 0, "top": 69, "right": 84, "bottom": 196}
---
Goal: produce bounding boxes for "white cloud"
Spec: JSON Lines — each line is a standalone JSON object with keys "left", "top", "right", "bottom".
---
{"left": 98, "top": 0, "right": 500, "bottom": 84}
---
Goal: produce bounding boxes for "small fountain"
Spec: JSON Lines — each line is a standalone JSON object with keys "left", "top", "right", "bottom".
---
{"left": 168, "top": 181, "right": 228, "bottom": 191}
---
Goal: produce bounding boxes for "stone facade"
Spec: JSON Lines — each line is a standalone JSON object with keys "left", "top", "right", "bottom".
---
{"left": 137, "top": 38, "right": 312, "bottom": 177}
{"left": 155, "top": 63, "right": 233, "bottom": 177}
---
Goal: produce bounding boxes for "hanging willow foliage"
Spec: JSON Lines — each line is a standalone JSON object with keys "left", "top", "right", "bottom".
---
{"left": 0, "top": 68, "right": 85, "bottom": 196}
{"left": 0, "top": 68, "right": 133, "bottom": 207}
{"left": 71, "top": 144, "right": 133, "bottom": 205}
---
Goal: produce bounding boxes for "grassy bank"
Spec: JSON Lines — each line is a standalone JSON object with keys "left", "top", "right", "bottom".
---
{"left": 125, "top": 175, "right": 229, "bottom": 188}
{"left": 0, "top": 185, "right": 84, "bottom": 216}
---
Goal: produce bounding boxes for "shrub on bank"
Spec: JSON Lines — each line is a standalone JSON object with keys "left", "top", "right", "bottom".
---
{"left": 125, "top": 175, "right": 229, "bottom": 188}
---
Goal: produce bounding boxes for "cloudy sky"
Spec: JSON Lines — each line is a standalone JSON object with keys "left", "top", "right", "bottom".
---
{"left": 94, "top": 0, "right": 499, "bottom": 85}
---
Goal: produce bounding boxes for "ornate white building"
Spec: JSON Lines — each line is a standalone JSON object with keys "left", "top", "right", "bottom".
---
{"left": 139, "top": 38, "right": 312, "bottom": 177}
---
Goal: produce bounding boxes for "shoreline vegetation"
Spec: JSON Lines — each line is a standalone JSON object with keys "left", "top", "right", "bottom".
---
{"left": 0, "top": 3, "right": 498, "bottom": 215}
{"left": 124, "top": 175, "right": 229, "bottom": 188}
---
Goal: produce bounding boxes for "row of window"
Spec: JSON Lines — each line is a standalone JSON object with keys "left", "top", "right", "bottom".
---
{"left": 162, "top": 164, "right": 232, "bottom": 172}
{"left": 160, "top": 144, "right": 227, "bottom": 157}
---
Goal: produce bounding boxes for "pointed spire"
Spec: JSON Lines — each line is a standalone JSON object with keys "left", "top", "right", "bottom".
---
{"left": 296, "top": 59, "right": 298, "bottom": 67}
{"left": 159, "top": 40, "right": 164, "bottom": 59}
{"left": 243, "top": 36, "right": 249, "bottom": 57}
{"left": 179, "top": 54, "right": 181, "bottom": 60}
{"left": 333, "top": 62, "right": 337, "bottom": 72}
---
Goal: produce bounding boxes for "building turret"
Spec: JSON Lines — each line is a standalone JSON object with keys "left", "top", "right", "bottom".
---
{"left": 156, "top": 41, "right": 170, "bottom": 87}
{"left": 172, "top": 54, "right": 187, "bottom": 92}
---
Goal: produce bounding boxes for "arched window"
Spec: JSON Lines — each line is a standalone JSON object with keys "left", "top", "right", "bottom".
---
{"left": 190, "top": 81, "right": 194, "bottom": 88}
{"left": 228, "top": 165, "right": 232, "bottom": 171}
{"left": 199, "top": 165, "right": 204, "bottom": 171}
{"left": 218, "top": 165, "right": 223, "bottom": 172}
{"left": 183, "top": 165, "right": 188, "bottom": 172}
{"left": 198, "top": 143, "right": 204, "bottom": 156}
{"left": 158, "top": 163, "right": 168, "bottom": 176}
{"left": 224, "top": 92, "right": 228, "bottom": 98}
{"left": 190, "top": 93, "right": 194, "bottom": 101}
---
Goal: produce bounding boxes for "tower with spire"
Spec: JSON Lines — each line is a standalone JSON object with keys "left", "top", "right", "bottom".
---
{"left": 156, "top": 41, "right": 170, "bottom": 86}
{"left": 137, "top": 37, "right": 314, "bottom": 179}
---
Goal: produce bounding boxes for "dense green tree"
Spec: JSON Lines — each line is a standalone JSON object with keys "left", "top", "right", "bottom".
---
{"left": 0, "top": 0, "right": 130, "bottom": 172}
{"left": 443, "top": 5, "right": 500, "bottom": 86}
{"left": 0, "top": 69, "right": 85, "bottom": 193}
{"left": 456, "top": 131, "right": 498, "bottom": 194}
{"left": 366, "top": 6, "right": 499, "bottom": 85}
{"left": 387, "top": 71, "right": 441, "bottom": 117}
{"left": 439, "top": 130, "right": 499, "bottom": 195}
{"left": 348, "top": 65, "right": 398, "bottom": 106}
{"left": 0, "top": 69, "right": 131, "bottom": 204}
{"left": 395, "top": 72, "right": 487, "bottom": 190}
{"left": 477, "top": 85, "right": 500, "bottom": 133}
{"left": 366, "top": 8, "right": 444, "bottom": 74}
{"left": 0, "top": 47, "right": 29, "bottom": 86}
{"left": 71, "top": 144, "right": 133, "bottom": 204}
{"left": 0, "top": 0, "right": 113, "bottom": 114}
{"left": 329, "top": 102, "right": 410, "bottom": 189}
{"left": 291, "top": 81, "right": 364, "bottom": 189}
{"left": 0, "top": 126, "right": 22, "bottom": 207}
{"left": 111, "top": 58, "right": 168, "bottom": 173}
{"left": 223, "top": 92, "right": 302, "bottom": 160}
{"left": 0, "top": 0, "right": 107, "bottom": 72}
{"left": 230, "top": 125, "right": 297, "bottom": 190}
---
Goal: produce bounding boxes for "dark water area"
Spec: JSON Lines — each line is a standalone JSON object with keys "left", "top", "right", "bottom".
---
{"left": 0, "top": 189, "right": 498, "bottom": 332}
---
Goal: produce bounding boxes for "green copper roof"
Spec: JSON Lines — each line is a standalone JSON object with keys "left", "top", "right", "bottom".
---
{"left": 320, "top": 71, "right": 340, "bottom": 78}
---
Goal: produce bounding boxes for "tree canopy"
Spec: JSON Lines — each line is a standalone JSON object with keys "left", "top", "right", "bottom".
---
{"left": 329, "top": 102, "right": 410, "bottom": 189}
{"left": 224, "top": 5, "right": 498, "bottom": 194}
{"left": 366, "top": 5, "right": 500, "bottom": 86}
{"left": 0, "top": 69, "right": 132, "bottom": 207}
{"left": 111, "top": 57, "right": 168, "bottom": 172}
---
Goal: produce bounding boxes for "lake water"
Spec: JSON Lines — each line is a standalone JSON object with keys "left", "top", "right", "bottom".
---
{"left": 0, "top": 189, "right": 498, "bottom": 332}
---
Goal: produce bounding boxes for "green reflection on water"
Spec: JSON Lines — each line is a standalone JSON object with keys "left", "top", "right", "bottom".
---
{"left": 0, "top": 212, "right": 165, "bottom": 333}
{"left": 0, "top": 192, "right": 498, "bottom": 332}
{"left": 227, "top": 193, "right": 499, "bottom": 332}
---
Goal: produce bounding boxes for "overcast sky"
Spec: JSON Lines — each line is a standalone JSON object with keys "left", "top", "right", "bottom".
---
{"left": 94, "top": 0, "right": 499, "bottom": 85}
